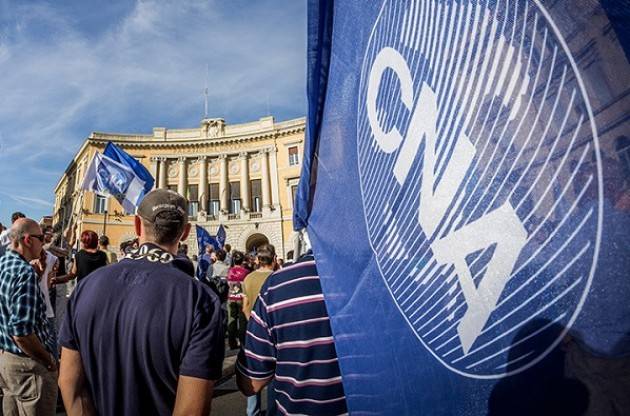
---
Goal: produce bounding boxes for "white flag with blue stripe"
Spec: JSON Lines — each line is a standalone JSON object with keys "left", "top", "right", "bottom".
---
{"left": 81, "top": 152, "right": 147, "bottom": 214}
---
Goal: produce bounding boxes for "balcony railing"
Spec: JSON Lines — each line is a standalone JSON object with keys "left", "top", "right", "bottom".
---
{"left": 249, "top": 212, "right": 263, "bottom": 219}
{"left": 228, "top": 213, "right": 239, "bottom": 220}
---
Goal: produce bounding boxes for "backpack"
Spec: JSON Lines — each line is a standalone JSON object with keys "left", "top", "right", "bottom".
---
{"left": 207, "top": 276, "right": 229, "bottom": 303}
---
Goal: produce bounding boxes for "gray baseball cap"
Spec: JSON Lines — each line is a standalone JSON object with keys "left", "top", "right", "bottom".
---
{"left": 137, "top": 189, "right": 188, "bottom": 223}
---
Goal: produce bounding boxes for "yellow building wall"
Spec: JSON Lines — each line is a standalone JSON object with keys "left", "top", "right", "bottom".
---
{"left": 53, "top": 117, "right": 306, "bottom": 256}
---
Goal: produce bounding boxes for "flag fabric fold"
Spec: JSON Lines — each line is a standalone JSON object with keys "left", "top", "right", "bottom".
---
{"left": 104, "top": 142, "right": 155, "bottom": 196}
{"left": 303, "top": 0, "right": 630, "bottom": 414}
{"left": 81, "top": 152, "right": 146, "bottom": 214}
{"left": 195, "top": 225, "right": 220, "bottom": 280}
{"left": 216, "top": 225, "right": 226, "bottom": 249}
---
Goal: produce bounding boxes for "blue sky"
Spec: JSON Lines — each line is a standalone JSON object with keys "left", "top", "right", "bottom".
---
{"left": 0, "top": 0, "right": 307, "bottom": 225}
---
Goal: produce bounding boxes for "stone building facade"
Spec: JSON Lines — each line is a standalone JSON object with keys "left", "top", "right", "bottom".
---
{"left": 53, "top": 116, "right": 305, "bottom": 259}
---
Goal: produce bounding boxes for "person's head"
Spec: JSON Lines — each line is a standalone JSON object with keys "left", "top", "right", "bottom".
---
{"left": 205, "top": 244, "right": 214, "bottom": 255}
{"left": 232, "top": 250, "right": 244, "bottom": 266}
{"left": 80, "top": 230, "right": 99, "bottom": 250}
{"left": 256, "top": 244, "right": 276, "bottom": 268}
{"left": 224, "top": 243, "right": 231, "bottom": 253}
{"left": 99, "top": 235, "right": 110, "bottom": 248}
{"left": 277, "top": 258, "right": 284, "bottom": 268}
{"left": 216, "top": 249, "right": 226, "bottom": 262}
{"left": 119, "top": 241, "right": 128, "bottom": 255}
{"left": 11, "top": 212, "right": 25, "bottom": 224}
{"left": 191, "top": 254, "right": 198, "bottom": 262}
{"left": 135, "top": 189, "right": 191, "bottom": 254}
{"left": 9, "top": 218, "right": 44, "bottom": 261}
{"left": 178, "top": 243, "right": 188, "bottom": 256}
{"left": 42, "top": 225, "right": 54, "bottom": 244}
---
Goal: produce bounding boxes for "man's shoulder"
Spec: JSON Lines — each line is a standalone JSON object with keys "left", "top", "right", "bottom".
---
{"left": 0, "top": 229, "right": 10, "bottom": 245}
{"left": 0, "top": 251, "right": 33, "bottom": 274}
{"left": 76, "top": 259, "right": 219, "bottom": 305}
{"left": 259, "top": 260, "right": 320, "bottom": 297}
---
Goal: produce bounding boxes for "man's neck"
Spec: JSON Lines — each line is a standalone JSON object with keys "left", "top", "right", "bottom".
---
{"left": 138, "top": 237, "right": 178, "bottom": 255}
{"left": 13, "top": 246, "right": 33, "bottom": 261}
{"left": 258, "top": 265, "right": 273, "bottom": 272}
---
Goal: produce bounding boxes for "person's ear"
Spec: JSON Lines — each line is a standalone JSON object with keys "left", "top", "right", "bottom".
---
{"left": 134, "top": 216, "right": 142, "bottom": 237}
{"left": 180, "top": 223, "right": 191, "bottom": 242}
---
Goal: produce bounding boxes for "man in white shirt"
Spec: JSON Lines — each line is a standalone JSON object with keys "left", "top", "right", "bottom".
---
{"left": 31, "top": 243, "right": 59, "bottom": 358}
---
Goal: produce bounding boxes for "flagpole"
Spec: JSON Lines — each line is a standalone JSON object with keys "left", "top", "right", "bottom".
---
{"left": 76, "top": 188, "right": 86, "bottom": 252}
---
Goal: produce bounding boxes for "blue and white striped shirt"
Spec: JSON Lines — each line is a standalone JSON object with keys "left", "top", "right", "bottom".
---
{"left": 0, "top": 250, "right": 56, "bottom": 355}
{"left": 237, "top": 260, "right": 347, "bottom": 415}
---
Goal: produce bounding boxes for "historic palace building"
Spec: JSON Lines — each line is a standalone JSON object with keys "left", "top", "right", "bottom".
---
{"left": 53, "top": 116, "right": 305, "bottom": 258}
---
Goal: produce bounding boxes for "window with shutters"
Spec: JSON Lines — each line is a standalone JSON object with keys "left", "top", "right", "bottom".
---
{"left": 250, "top": 179, "right": 262, "bottom": 212}
{"left": 229, "top": 181, "right": 241, "bottom": 214}
{"left": 208, "top": 183, "right": 220, "bottom": 217}
{"left": 288, "top": 146, "right": 299, "bottom": 166}
{"left": 188, "top": 185, "right": 198, "bottom": 217}
{"left": 94, "top": 195, "right": 107, "bottom": 214}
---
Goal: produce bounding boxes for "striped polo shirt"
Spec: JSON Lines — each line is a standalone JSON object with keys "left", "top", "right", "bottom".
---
{"left": 237, "top": 260, "right": 347, "bottom": 415}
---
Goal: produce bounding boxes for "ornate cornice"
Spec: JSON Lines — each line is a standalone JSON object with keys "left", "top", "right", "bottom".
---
{"left": 86, "top": 122, "right": 305, "bottom": 150}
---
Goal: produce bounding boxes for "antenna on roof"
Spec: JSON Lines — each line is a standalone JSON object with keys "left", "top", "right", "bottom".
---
{"left": 203, "top": 63, "right": 209, "bottom": 119}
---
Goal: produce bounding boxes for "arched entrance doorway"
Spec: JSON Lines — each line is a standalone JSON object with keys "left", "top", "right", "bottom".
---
{"left": 245, "top": 233, "right": 269, "bottom": 254}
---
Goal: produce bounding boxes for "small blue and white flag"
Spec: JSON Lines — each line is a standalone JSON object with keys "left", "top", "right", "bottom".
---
{"left": 195, "top": 225, "right": 220, "bottom": 280}
{"left": 216, "top": 224, "right": 226, "bottom": 249}
{"left": 81, "top": 152, "right": 147, "bottom": 214}
{"left": 104, "top": 142, "right": 155, "bottom": 195}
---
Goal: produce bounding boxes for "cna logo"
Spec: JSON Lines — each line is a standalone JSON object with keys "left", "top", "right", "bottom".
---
{"left": 357, "top": 0, "right": 603, "bottom": 378}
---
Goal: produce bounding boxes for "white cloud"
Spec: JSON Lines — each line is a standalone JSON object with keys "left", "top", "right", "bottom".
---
{"left": 0, "top": 0, "right": 306, "bottom": 221}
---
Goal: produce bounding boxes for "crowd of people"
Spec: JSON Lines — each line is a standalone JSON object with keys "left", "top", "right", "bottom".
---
{"left": 0, "top": 189, "right": 347, "bottom": 416}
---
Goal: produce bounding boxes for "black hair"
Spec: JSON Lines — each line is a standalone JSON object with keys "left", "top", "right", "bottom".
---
{"left": 11, "top": 212, "right": 25, "bottom": 223}
{"left": 232, "top": 250, "right": 244, "bottom": 265}
{"left": 256, "top": 244, "right": 276, "bottom": 266}
{"left": 142, "top": 210, "right": 186, "bottom": 245}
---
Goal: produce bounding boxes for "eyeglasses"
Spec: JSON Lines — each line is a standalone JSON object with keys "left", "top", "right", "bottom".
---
{"left": 28, "top": 234, "right": 45, "bottom": 242}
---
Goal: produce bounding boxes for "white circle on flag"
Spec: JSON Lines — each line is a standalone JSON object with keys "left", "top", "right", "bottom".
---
{"left": 356, "top": 0, "right": 602, "bottom": 378}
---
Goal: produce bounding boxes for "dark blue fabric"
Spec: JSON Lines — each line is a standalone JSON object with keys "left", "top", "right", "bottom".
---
{"left": 104, "top": 141, "right": 155, "bottom": 195}
{"left": 293, "top": 0, "right": 335, "bottom": 231}
{"left": 216, "top": 224, "right": 226, "bottom": 249}
{"left": 195, "top": 225, "right": 219, "bottom": 280}
{"left": 303, "top": 1, "right": 630, "bottom": 414}
{"left": 59, "top": 243, "right": 224, "bottom": 416}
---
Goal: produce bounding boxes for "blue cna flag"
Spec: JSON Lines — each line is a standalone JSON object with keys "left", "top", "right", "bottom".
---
{"left": 104, "top": 142, "right": 155, "bottom": 196}
{"left": 301, "top": 0, "right": 630, "bottom": 414}
{"left": 195, "top": 225, "right": 219, "bottom": 280}
{"left": 216, "top": 224, "right": 226, "bottom": 249}
{"left": 81, "top": 152, "right": 147, "bottom": 214}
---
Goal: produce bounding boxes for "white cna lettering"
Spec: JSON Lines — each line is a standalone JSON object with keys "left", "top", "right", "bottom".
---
{"left": 367, "top": 47, "right": 528, "bottom": 353}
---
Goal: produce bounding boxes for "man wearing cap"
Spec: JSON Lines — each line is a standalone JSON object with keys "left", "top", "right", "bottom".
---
{"left": 58, "top": 189, "right": 225, "bottom": 416}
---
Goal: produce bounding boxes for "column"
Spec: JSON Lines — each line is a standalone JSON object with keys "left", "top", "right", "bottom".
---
{"left": 268, "top": 146, "right": 280, "bottom": 210}
{"left": 239, "top": 152, "right": 250, "bottom": 213}
{"left": 198, "top": 156, "right": 208, "bottom": 212}
{"left": 177, "top": 157, "right": 187, "bottom": 196}
{"left": 260, "top": 149, "right": 271, "bottom": 213}
{"left": 158, "top": 157, "right": 168, "bottom": 189}
{"left": 219, "top": 154, "right": 229, "bottom": 213}
{"left": 150, "top": 157, "right": 158, "bottom": 190}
